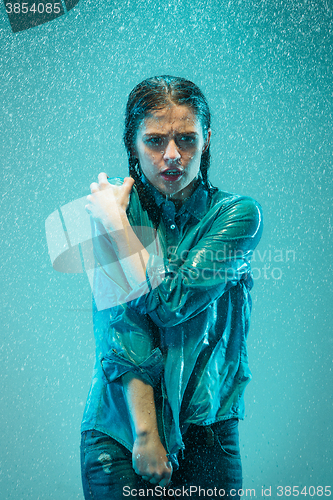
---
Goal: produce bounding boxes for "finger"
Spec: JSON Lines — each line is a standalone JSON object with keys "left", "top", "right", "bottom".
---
{"left": 159, "top": 463, "right": 172, "bottom": 487}
{"left": 123, "top": 176, "right": 135, "bottom": 192}
{"left": 98, "top": 172, "right": 110, "bottom": 186}
{"left": 85, "top": 204, "right": 92, "bottom": 214}
{"left": 90, "top": 182, "right": 99, "bottom": 193}
{"left": 159, "top": 476, "right": 171, "bottom": 488}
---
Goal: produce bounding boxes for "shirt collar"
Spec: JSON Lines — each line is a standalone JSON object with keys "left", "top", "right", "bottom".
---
{"left": 140, "top": 174, "right": 209, "bottom": 221}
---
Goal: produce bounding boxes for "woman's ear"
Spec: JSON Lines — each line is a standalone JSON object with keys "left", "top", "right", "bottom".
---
{"left": 202, "top": 129, "right": 211, "bottom": 153}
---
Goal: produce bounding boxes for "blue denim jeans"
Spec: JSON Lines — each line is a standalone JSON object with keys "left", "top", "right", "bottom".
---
{"left": 80, "top": 419, "right": 242, "bottom": 499}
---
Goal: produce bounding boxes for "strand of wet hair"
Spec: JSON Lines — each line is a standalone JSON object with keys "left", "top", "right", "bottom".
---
{"left": 128, "top": 156, "right": 162, "bottom": 228}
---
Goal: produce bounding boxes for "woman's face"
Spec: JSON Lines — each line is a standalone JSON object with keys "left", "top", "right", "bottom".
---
{"left": 134, "top": 104, "right": 210, "bottom": 202}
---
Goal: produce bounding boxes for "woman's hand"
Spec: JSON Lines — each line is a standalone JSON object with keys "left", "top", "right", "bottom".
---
{"left": 85, "top": 172, "right": 135, "bottom": 230}
{"left": 132, "top": 430, "right": 172, "bottom": 487}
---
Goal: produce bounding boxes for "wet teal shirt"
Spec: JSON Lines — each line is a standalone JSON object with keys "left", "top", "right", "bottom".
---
{"left": 81, "top": 178, "right": 263, "bottom": 467}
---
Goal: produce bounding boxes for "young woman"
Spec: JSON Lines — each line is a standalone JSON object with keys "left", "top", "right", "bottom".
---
{"left": 81, "top": 75, "right": 263, "bottom": 499}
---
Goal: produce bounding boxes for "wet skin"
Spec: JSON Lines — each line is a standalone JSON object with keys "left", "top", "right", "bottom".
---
{"left": 134, "top": 104, "right": 211, "bottom": 205}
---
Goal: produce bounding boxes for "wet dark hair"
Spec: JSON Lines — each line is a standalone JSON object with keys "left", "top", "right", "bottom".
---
{"left": 123, "top": 75, "right": 213, "bottom": 225}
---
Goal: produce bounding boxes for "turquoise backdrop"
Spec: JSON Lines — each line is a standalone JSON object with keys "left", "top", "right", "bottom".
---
{"left": 1, "top": 0, "right": 332, "bottom": 498}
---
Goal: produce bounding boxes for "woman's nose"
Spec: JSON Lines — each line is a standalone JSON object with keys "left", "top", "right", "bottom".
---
{"left": 163, "top": 140, "right": 181, "bottom": 161}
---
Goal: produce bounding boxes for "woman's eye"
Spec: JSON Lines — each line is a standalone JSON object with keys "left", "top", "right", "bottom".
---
{"left": 146, "top": 137, "right": 163, "bottom": 146}
{"left": 178, "top": 136, "right": 196, "bottom": 146}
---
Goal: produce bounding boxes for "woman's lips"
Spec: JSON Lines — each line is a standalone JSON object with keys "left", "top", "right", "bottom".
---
{"left": 160, "top": 169, "right": 183, "bottom": 181}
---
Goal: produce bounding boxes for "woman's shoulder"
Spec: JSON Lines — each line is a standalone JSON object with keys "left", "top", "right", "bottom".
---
{"left": 206, "top": 184, "right": 263, "bottom": 238}
{"left": 209, "top": 184, "right": 262, "bottom": 214}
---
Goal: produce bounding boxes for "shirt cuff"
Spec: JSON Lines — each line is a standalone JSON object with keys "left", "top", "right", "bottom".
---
{"left": 101, "top": 347, "right": 164, "bottom": 387}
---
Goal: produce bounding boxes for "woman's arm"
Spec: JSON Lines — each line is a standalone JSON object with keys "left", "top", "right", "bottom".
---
{"left": 87, "top": 177, "right": 170, "bottom": 482}
{"left": 86, "top": 173, "right": 150, "bottom": 289}
{"left": 122, "top": 373, "right": 172, "bottom": 487}
{"left": 128, "top": 196, "right": 263, "bottom": 328}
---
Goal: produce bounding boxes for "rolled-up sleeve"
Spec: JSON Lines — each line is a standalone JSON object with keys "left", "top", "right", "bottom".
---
{"left": 93, "top": 299, "right": 164, "bottom": 387}
{"left": 126, "top": 197, "right": 263, "bottom": 328}
{"left": 101, "top": 346, "right": 163, "bottom": 387}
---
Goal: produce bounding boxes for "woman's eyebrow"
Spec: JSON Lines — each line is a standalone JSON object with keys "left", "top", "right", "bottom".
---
{"left": 143, "top": 131, "right": 199, "bottom": 137}
{"left": 142, "top": 132, "right": 167, "bottom": 137}
{"left": 177, "top": 132, "right": 198, "bottom": 136}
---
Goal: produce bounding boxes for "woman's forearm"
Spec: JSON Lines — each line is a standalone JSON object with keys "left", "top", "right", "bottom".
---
{"left": 122, "top": 372, "right": 159, "bottom": 437}
{"left": 105, "top": 212, "right": 150, "bottom": 289}
{"left": 122, "top": 373, "right": 172, "bottom": 486}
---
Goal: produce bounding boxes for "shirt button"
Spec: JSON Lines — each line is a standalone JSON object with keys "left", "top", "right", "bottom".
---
{"left": 170, "top": 224, "right": 176, "bottom": 230}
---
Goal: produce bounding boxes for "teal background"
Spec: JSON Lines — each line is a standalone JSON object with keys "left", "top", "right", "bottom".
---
{"left": 1, "top": 0, "right": 332, "bottom": 498}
